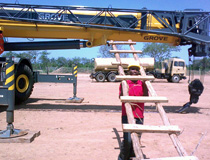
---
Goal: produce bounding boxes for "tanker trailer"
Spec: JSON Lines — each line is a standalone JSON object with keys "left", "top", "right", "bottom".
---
{"left": 90, "top": 58, "right": 155, "bottom": 82}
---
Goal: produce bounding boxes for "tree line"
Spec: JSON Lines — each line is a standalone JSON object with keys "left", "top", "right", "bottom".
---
{"left": 1, "top": 43, "right": 210, "bottom": 72}
{"left": 1, "top": 51, "right": 94, "bottom": 72}
{"left": 99, "top": 43, "right": 210, "bottom": 71}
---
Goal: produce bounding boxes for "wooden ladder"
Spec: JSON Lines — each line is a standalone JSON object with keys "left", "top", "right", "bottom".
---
{"left": 109, "top": 40, "right": 198, "bottom": 160}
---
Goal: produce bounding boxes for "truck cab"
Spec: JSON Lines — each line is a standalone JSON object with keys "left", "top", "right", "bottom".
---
{"left": 153, "top": 58, "right": 187, "bottom": 83}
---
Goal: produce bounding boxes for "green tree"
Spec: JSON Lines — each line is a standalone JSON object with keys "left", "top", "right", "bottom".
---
{"left": 80, "top": 57, "right": 94, "bottom": 68}
{"left": 49, "top": 58, "right": 58, "bottom": 67}
{"left": 72, "top": 57, "right": 82, "bottom": 67}
{"left": 57, "top": 57, "right": 68, "bottom": 67}
{"left": 142, "top": 43, "right": 180, "bottom": 62}
{"left": 1, "top": 50, "right": 39, "bottom": 62}
{"left": 67, "top": 59, "right": 73, "bottom": 67}
{"left": 1, "top": 50, "right": 95, "bottom": 73}
{"left": 98, "top": 44, "right": 114, "bottom": 58}
{"left": 190, "top": 57, "right": 210, "bottom": 70}
{"left": 38, "top": 51, "right": 50, "bottom": 71}
{"left": 1, "top": 51, "right": 18, "bottom": 57}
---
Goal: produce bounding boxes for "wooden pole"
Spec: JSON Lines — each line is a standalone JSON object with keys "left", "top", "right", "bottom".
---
{"left": 111, "top": 40, "right": 144, "bottom": 159}
{"left": 128, "top": 39, "right": 188, "bottom": 156}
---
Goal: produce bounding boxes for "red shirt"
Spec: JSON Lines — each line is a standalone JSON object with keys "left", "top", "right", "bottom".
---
{"left": 119, "top": 80, "right": 144, "bottom": 118}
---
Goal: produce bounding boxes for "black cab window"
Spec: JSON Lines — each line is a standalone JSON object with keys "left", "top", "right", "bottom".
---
{"left": 179, "top": 62, "right": 185, "bottom": 67}
{"left": 174, "top": 61, "right": 178, "bottom": 66}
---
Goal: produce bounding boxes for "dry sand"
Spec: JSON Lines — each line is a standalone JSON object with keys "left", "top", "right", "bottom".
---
{"left": 0, "top": 74, "right": 210, "bottom": 160}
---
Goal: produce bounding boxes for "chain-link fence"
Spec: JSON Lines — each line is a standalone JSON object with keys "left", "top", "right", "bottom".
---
{"left": 186, "top": 69, "right": 210, "bottom": 76}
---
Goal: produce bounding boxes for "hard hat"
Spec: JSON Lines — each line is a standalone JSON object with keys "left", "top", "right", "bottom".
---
{"left": 128, "top": 63, "right": 141, "bottom": 70}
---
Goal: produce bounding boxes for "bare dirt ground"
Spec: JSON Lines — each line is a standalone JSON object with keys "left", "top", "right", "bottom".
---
{"left": 0, "top": 74, "right": 210, "bottom": 160}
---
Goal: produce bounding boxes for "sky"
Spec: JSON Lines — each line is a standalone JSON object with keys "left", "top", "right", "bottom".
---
{"left": 1, "top": 0, "right": 210, "bottom": 63}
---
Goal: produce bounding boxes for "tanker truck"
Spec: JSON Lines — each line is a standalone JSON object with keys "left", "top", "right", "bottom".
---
{"left": 90, "top": 57, "right": 187, "bottom": 83}
{"left": 90, "top": 58, "right": 155, "bottom": 82}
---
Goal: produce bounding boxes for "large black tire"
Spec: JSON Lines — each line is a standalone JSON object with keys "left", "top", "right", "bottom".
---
{"left": 107, "top": 72, "right": 116, "bottom": 82}
{"left": 95, "top": 72, "right": 106, "bottom": 82}
{"left": 171, "top": 75, "right": 180, "bottom": 83}
{"left": 15, "top": 64, "right": 34, "bottom": 104}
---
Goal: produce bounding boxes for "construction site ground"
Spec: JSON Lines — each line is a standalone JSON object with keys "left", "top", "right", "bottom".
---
{"left": 0, "top": 73, "right": 210, "bottom": 160}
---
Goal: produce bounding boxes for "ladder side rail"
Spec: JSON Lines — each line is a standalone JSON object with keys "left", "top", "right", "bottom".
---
{"left": 128, "top": 39, "right": 188, "bottom": 156}
{"left": 111, "top": 41, "right": 125, "bottom": 76}
{"left": 111, "top": 40, "right": 144, "bottom": 159}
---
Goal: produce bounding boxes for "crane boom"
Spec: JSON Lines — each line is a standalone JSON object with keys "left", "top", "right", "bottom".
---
{"left": 0, "top": 3, "right": 210, "bottom": 56}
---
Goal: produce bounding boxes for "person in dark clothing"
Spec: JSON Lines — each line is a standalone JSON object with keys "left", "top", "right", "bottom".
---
{"left": 178, "top": 79, "right": 204, "bottom": 113}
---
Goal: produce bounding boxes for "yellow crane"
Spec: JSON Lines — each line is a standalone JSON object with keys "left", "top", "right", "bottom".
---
{"left": 0, "top": 3, "right": 209, "bottom": 53}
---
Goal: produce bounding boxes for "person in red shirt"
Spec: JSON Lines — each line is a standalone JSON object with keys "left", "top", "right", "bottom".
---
{"left": 118, "top": 63, "right": 148, "bottom": 160}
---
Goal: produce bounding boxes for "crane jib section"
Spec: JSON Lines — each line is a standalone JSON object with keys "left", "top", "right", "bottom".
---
{"left": 0, "top": 3, "right": 210, "bottom": 56}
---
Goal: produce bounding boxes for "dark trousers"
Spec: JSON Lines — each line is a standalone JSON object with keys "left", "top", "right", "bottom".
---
{"left": 118, "top": 116, "right": 144, "bottom": 160}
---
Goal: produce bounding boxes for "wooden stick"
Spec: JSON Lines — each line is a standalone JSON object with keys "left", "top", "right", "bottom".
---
{"left": 128, "top": 39, "right": 188, "bottom": 156}
{"left": 120, "top": 96, "right": 168, "bottom": 103}
{"left": 110, "top": 50, "right": 142, "bottom": 53}
{"left": 109, "top": 41, "right": 136, "bottom": 45}
{"left": 191, "top": 131, "right": 207, "bottom": 155}
{"left": 111, "top": 39, "right": 144, "bottom": 159}
{"left": 123, "top": 124, "right": 181, "bottom": 135}
{"left": 116, "top": 75, "right": 155, "bottom": 81}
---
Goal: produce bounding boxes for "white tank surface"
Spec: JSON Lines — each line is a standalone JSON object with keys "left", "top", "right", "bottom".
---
{"left": 94, "top": 58, "right": 155, "bottom": 71}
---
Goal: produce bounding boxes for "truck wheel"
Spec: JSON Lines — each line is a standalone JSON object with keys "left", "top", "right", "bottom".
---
{"left": 171, "top": 75, "right": 180, "bottom": 83}
{"left": 15, "top": 64, "right": 34, "bottom": 104}
{"left": 107, "top": 73, "right": 116, "bottom": 82}
{"left": 95, "top": 72, "right": 106, "bottom": 82}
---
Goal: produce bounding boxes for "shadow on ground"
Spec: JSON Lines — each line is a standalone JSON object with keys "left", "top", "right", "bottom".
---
{"left": 145, "top": 105, "right": 201, "bottom": 114}
{"left": 112, "top": 128, "right": 148, "bottom": 159}
{"left": 0, "top": 98, "right": 201, "bottom": 114}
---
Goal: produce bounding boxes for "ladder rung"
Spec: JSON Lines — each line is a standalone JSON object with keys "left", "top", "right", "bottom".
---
{"left": 109, "top": 50, "right": 142, "bottom": 53}
{"left": 120, "top": 96, "right": 168, "bottom": 103}
{"left": 123, "top": 124, "right": 181, "bottom": 135}
{"left": 116, "top": 75, "right": 155, "bottom": 81}
{"left": 111, "top": 62, "right": 129, "bottom": 66}
{"left": 135, "top": 156, "right": 199, "bottom": 160}
{"left": 109, "top": 41, "right": 136, "bottom": 45}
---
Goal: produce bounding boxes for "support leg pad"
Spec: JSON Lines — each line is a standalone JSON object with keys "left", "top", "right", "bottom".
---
{"left": 0, "top": 130, "right": 40, "bottom": 143}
